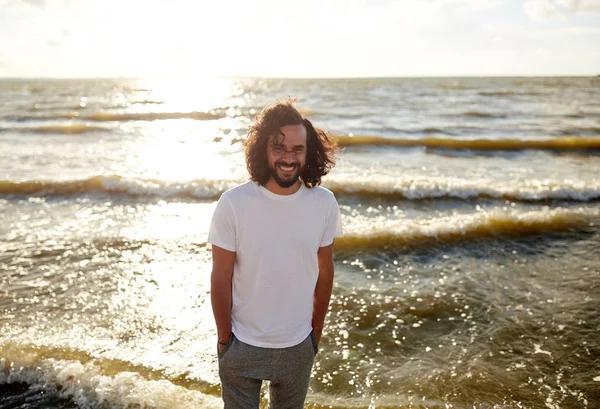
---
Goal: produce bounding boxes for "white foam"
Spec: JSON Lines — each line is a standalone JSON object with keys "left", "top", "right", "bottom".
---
{"left": 326, "top": 176, "right": 600, "bottom": 201}
{"left": 533, "top": 344, "right": 552, "bottom": 357}
{"left": 1, "top": 357, "right": 221, "bottom": 409}
{"left": 9, "top": 174, "right": 600, "bottom": 203}
{"left": 99, "top": 175, "right": 241, "bottom": 200}
{"left": 343, "top": 206, "right": 599, "bottom": 242}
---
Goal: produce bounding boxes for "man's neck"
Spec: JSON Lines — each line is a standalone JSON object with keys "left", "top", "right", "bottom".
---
{"left": 263, "top": 179, "right": 302, "bottom": 196}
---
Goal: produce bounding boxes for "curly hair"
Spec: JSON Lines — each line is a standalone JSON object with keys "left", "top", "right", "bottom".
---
{"left": 244, "top": 99, "right": 338, "bottom": 188}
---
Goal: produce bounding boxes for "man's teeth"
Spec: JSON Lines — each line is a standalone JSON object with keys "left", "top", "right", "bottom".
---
{"left": 278, "top": 164, "right": 296, "bottom": 171}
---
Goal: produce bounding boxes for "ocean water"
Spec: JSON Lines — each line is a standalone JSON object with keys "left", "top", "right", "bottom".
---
{"left": 0, "top": 77, "right": 599, "bottom": 409}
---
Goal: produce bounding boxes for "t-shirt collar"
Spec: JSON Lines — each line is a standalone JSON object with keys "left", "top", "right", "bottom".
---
{"left": 257, "top": 181, "right": 305, "bottom": 201}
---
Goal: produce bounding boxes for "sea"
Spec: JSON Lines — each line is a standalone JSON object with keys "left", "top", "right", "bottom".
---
{"left": 0, "top": 77, "right": 599, "bottom": 409}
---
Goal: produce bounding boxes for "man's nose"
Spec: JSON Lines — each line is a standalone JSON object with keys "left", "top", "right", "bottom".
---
{"left": 284, "top": 151, "right": 297, "bottom": 161}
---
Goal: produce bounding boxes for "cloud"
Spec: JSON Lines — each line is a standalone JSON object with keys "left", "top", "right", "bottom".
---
{"left": 524, "top": 0, "right": 564, "bottom": 21}
{"left": 440, "top": 0, "right": 507, "bottom": 8}
{"left": 22, "top": 0, "right": 45, "bottom": 5}
{"left": 556, "top": 0, "right": 600, "bottom": 12}
{"left": 481, "top": 21, "right": 600, "bottom": 38}
{"left": 0, "top": 0, "right": 46, "bottom": 6}
{"left": 45, "top": 40, "right": 62, "bottom": 47}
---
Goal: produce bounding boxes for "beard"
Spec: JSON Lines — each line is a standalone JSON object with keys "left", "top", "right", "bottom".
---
{"left": 269, "top": 160, "right": 305, "bottom": 188}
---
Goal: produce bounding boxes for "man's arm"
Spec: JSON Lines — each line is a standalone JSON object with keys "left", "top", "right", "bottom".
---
{"left": 211, "top": 244, "right": 236, "bottom": 352}
{"left": 312, "top": 242, "right": 335, "bottom": 344}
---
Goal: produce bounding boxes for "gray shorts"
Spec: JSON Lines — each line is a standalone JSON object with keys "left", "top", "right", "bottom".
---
{"left": 217, "top": 332, "right": 318, "bottom": 409}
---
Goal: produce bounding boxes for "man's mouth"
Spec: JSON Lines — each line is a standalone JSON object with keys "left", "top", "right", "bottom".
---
{"left": 276, "top": 163, "right": 298, "bottom": 173}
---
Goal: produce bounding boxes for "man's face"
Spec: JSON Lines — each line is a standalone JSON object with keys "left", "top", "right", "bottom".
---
{"left": 266, "top": 124, "right": 307, "bottom": 188}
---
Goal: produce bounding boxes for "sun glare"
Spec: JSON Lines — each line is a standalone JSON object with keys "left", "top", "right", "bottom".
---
{"left": 127, "top": 128, "right": 246, "bottom": 182}
{"left": 132, "top": 77, "right": 235, "bottom": 112}
{"left": 107, "top": 77, "right": 248, "bottom": 182}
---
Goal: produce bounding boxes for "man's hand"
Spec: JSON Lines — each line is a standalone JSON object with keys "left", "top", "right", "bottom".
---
{"left": 217, "top": 333, "right": 231, "bottom": 353}
{"left": 312, "top": 242, "right": 335, "bottom": 349}
{"left": 211, "top": 245, "right": 235, "bottom": 355}
{"left": 312, "top": 326, "right": 323, "bottom": 344}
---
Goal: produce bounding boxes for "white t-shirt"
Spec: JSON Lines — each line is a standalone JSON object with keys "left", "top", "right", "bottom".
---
{"left": 208, "top": 181, "right": 343, "bottom": 348}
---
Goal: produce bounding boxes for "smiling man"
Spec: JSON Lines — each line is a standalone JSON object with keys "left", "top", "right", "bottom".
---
{"left": 208, "top": 99, "right": 343, "bottom": 408}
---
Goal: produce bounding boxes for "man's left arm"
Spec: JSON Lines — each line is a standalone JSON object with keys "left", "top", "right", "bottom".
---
{"left": 312, "top": 242, "right": 335, "bottom": 344}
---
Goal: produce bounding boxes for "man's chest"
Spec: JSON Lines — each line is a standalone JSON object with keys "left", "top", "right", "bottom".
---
{"left": 237, "top": 203, "right": 324, "bottom": 254}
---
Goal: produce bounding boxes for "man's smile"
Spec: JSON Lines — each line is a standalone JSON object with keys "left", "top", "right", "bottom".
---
{"left": 276, "top": 163, "right": 299, "bottom": 173}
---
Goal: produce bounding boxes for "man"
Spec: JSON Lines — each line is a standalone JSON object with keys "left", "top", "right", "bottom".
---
{"left": 208, "top": 99, "right": 343, "bottom": 409}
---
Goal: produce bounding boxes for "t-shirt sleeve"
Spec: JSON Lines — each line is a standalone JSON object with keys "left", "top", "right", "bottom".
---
{"left": 207, "top": 193, "right": 236, "bottom": 252}
{"left": 320, "top": 195, "right": 343, "bottom": 247}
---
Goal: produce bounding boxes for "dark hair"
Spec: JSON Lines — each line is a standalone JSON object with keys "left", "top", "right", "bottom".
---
{"left": 244, "top": 99, "right": 337, "bottom": 188}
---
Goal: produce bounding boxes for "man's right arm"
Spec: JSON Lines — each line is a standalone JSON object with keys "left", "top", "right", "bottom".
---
{"left": 211, "top": 244, "right": 236, "bottom": 352}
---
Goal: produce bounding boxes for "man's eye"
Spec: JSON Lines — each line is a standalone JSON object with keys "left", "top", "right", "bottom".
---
{"left": 273, "top": 147, "right": 284, "bottom": 153}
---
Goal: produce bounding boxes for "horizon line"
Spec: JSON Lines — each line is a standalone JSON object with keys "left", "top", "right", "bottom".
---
{"left": 0, "top": 74, "right": 599, "bottom": 81}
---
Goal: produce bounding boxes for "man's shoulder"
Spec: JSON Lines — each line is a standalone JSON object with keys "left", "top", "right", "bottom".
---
{"left": 221, "top": 180, "right": 258, "bottom": 201}
{"left": 306, "top": 185, "right": 337, "bottom": 202}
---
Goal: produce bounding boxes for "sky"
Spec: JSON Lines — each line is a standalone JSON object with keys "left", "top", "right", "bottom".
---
{"left": 0, "top": 0, "right": 599, "bottom": 78}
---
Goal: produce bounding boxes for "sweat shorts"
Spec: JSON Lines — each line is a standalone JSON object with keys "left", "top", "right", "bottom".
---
{"left": 217, "top": 332, "right": 319, "bottom": 409}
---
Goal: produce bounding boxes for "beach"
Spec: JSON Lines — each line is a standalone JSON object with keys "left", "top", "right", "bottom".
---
{"left": 1, "top": 76, "right": 599, "bottom": 409}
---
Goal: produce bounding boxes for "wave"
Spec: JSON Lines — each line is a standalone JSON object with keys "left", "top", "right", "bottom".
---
{"left": 0, "top": 342, "right": 418, "bottom": 409}
{"left": 6, "top": 206, "right": 597, "bottom": 255}
{"left": 326, "top": 179, "right": 600, "bottom": 202}
{"left": 6, "top": 110, "right": 226, "bottom": 122}
{"left": 437, "top": 83, "right": 468, "bottom": 90}
{"left": 381, "top": 126, "right": 449, "bottom": 134}
{"left": 27, "top": 103, "right": 87, "bottom": 111}
{"left": 87, "top": 110, "right": 226, "bottom": 122}
{"left": 335, "top": 207, "right": 598, "bottom": 251}
{"left": 421, "top": 127, "right": 444, "bottom": 134}
{"left": 4, "top": 124, "right": 109, "bottom": 135}
{"left": 477, "top": 90, "right": 543, "bottom": 97}
{"left": 132, "top": 100, "right": 165, "bottom": 105}
{"left": 7, "top": 113, "right": 81, "bottom": 121}
{"left": 478, "top": 90, "right": 517, "bottom": 96}
{"left": 0, "top": 342, "right": 221, "bottom": 409}
{"left": 2, "top": 176, "right": 600, "bottom": 203}
{"left": 563, "top": 126, "right": 600, "bottom": 135}
{"left": 462, "top": 110, "right": 505, "bottom": 118}
{"left": 335, "top": 135, "right": 600, "bottom": 151}
{"left": 0, "top": 176, "right": 237, "bottom": 200}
